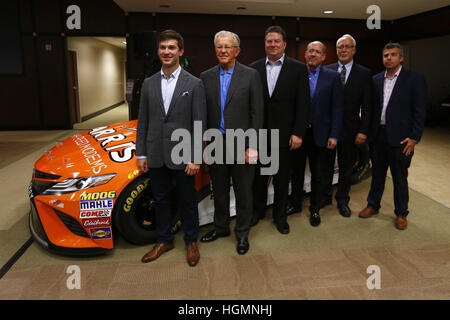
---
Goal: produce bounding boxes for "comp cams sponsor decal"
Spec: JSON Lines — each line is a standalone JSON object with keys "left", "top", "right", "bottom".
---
{"left": 79, "top": 209, "right": 112, "bottom": 219}
{"left": 89, "top": 227, "right": 112, "bottom": 239}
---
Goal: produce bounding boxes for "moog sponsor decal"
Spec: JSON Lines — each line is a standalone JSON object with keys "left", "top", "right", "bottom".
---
{"left": 80, "top": 191, "right": 116, "bottom": 211}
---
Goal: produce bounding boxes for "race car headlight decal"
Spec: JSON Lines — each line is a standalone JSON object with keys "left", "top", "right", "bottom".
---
{"left": 41, "top": 173, "right": 116, "bottom": 195}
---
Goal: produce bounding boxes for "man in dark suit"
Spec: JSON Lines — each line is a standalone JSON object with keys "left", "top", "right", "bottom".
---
{"left": 199, "top": 31, "right": 264, "bottom": 255}
{"left": 290, "top": 41, "right": 344, "bottom": 227}
{"left": 323, "top": 34, "right": 373, "bottom": 217}
{"left": 249, "top": 26, "right": 310, "bottom": 234}
{"left": 359, "top": 43, "right": 427, "bottom": 230}
{"left": 136, "top": 30, "right": 207, "bottom": 266}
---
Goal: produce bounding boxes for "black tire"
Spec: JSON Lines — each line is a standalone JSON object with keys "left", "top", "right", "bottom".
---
{"left": 113, "top": 174, "right": 182, "bottom": 245}
{"left": 351, "top": 142, "right": 372, "bottom": 184}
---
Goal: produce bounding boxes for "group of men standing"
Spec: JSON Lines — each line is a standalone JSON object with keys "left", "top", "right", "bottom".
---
{"left": 136, "top": 27, "right": 427, "bottom": 267}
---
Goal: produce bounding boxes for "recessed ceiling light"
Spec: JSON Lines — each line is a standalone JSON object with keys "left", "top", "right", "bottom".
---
{"left": 323, "top": 10, "right": 333, "bottom": 14}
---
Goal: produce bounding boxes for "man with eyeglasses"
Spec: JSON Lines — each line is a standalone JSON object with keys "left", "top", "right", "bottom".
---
{"left": 290, "top": 41, "right": 343, "bottom": 227}
{"left": 322, "top": 34, "right": 373, "bottom": 218}
{"left": 199, "top": 31, "right": 264, "bottom": 255}
{"left": 249, "top": 26, "right": 310, "bottom": 234}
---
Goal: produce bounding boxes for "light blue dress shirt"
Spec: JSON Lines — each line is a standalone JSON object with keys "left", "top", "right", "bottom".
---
{"left": 219, "top": 64, "right": 235, "bottom": 134}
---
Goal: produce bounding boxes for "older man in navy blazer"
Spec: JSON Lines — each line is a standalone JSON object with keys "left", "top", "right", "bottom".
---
{"left": 291, "top": 41, "right": 343, "bottom": 227}
{"left": 359, "top": 43, "right": 427, "bottom": 230}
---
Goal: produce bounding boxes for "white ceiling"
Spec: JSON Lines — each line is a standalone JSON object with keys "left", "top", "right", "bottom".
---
{"left": 113, "top": 0, "right": 448, "bottom": 20}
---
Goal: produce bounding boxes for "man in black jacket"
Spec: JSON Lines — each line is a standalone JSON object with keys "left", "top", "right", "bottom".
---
{"left": 324, "top": 34, "right": 373, "bottom": 217}
{"left": 249, "top": 26, "right": 310, "bottom": 234}
{"left": 359, "top": 42, "right": 427, "bottom": 230}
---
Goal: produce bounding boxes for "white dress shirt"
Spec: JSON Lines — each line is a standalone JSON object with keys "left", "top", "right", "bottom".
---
{"left": 161, "top": 65, "right": 182, "bottom": 115}
{"left": 266, "top": 54, "right": 285, "bottom": 97}
{"left": 338, "top": 60, "right": 353, "bottom": 84}
{"left": 381, "top": 65, "right": 402, "bottom": 125}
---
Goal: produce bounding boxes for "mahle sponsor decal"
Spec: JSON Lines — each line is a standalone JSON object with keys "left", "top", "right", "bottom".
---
{"left": 80, "top": 191, "right": 116, "bottom": 211}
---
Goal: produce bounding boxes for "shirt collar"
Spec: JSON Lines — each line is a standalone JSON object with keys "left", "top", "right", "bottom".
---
{"left": 161, "top": 65, "right": 182, "bottom": 80}
{"left": 309, "top": 65, "right": 321, "bottom": 76}
{"left": 220, "top": 64, "right": 236, "bottom": 75}
{"left": 384, "top": 65, "right": 402, "bottom": 79}
{"left": 265, "top": 54, "right": 285, "bottom": 66}
{"left": 338, "top": 60, "right": 353, "bottom": 70}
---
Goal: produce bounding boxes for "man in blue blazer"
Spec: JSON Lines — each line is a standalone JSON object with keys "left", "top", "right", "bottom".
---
{"left": 359, "top": 43, "right": 427, "bottom": 230}
{"left": 291, "top": 41, "right": 344, "bottom": 227}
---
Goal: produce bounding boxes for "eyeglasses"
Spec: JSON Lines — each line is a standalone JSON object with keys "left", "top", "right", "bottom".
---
{"left": 337, "top": 45, "right": 355, "bottom": 50}
{"left": 215, "top": 45, "right": 238, "bottom": 51}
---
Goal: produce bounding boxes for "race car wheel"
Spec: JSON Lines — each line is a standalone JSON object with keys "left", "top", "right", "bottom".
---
{"left": 113, "top": 174, "right": 182, "bottom": 245}
{"left": 351, "top": 142, "right": 372, "bottom": 184}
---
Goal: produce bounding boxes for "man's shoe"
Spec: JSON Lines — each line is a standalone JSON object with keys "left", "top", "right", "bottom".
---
{"left": 200, "top": 229, "right": 230, "bottom": 243}
{"left": 141, "top": 243, "right": 174, "bottom": 263}
{"left": 395, "top": 216, "right": 408, "bottom": 230}
{"left": 237, "top": 237, "right": 249, "bottom": 255}
{"left": 286, "top": 204, "right": 302, "bottom": 216}
{"left": 186, "top": 242, "right": 200, "bottom": 266}
{"left": 310, "top": 211, "right": 321, "bottom": 227}
{"left": 276, "top": 220, "right": 290, "bottom": 234}
{"left": 338, "top": 204, "right": 351, "bottom": 218}
{"left": 358, "top": 207, "right": 379, "bottom": 218}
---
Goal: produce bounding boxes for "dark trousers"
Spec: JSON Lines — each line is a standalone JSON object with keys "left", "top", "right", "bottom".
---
{"left": 291, "top": 127, "right": 335, "bottom": 212}
{"left": 367, "top": 127, "right": 412, "bottom": 217}
{"left": 253, "top": 148, "right": 292, "bottom": 223}
{"left": 209, "top": 162, "right": 255, "bottom": 239}
{"left": 149, "top": 165, "right": 199, "bottom": 244}
{"left": 324, "top": 140, "right": 357, "bottom": 205}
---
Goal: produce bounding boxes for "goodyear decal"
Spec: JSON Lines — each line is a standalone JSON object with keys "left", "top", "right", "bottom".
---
{"left": 90, "top": 227, "right": 112, "bottom": 240}
{"left": 80, "top": 191, "right": 116, "bottom": 211}
{"left": 123, "top": 178, "right": 150, "bottom": 213}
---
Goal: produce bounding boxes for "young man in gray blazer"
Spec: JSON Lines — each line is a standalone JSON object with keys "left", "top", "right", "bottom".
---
{"left": 199, "top": 31, "right": 264, "bottom": 255}
{"left": 136, "top": 30, "right": 207, "bottom": 266}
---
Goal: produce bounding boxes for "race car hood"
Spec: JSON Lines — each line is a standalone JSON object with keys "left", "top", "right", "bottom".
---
{"left": 34, "top": 120, "right": 138, "bottom": 179}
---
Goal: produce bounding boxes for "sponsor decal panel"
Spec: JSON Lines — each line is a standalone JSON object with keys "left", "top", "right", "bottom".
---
{"left": 90, "top": 227, "right": 112, "bottom": 240}
{"left": 79, "top": 209, "right": 112, "bottom": 219}
{"left": 80, "top": 191, "right": 116, "bottom": 212}
{"left": 83, "top": 217, "right": 111, "bottom": 227}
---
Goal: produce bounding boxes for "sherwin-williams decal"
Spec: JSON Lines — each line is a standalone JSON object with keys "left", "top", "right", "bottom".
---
{"left": 90, "top": 227, "right": 112, "bottom": 239}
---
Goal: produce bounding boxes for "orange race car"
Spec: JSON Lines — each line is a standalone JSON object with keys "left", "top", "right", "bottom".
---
{"left": 29, "top": 120, "right": 370, "bottom": 256}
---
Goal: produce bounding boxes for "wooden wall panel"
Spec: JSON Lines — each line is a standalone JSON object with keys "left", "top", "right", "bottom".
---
{"left": 0, "top": 36, "right": 40, "bottom": 128}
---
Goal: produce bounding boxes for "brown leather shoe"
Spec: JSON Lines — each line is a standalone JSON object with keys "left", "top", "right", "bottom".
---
{"left": 186, "top": 242, "right": 200, "bottom": 267}
{"left": 358, "top": 207, "right": 379, "bottom": 218}
{"left": 395, "top": 216, "right": 408, "bottom": 230}
{"left": 141, "top": 243, "right": 174, "bottom": 263}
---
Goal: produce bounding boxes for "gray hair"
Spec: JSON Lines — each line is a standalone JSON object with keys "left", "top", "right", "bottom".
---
{"left": 214, "top": 30, "right": 240, "bottom": 47}
{"left": 383, "top": 42, "right": 404, "bottom": 56}
{"left": 337, "top": 34, "right": 356, "bottom": 47}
